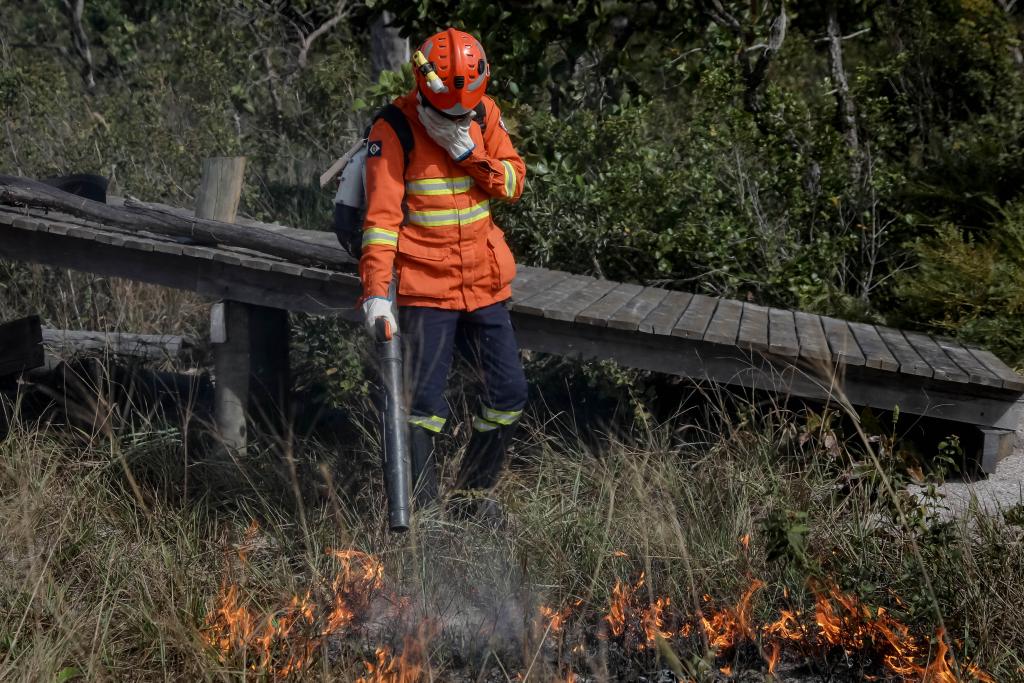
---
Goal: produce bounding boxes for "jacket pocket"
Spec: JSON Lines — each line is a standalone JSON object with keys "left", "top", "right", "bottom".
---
{"left": 396, "top": 239, "right": 449, "bottom": 298}
{"left": 486, "top": 229, "right": 516, "bottom": 292}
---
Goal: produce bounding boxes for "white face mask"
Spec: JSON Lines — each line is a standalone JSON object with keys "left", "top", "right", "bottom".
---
{"left": 416, "top": 91, "right": 472, "bottom": 121}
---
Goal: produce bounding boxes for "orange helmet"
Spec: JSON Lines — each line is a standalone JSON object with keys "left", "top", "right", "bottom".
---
{"left": 413, "top": 28, "right": 490, "bottom": 116}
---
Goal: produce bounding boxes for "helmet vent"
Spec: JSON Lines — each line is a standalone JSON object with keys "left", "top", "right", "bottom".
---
{"left": 478, "top": 59, "right": 486, "bottom": 74}
{"left": 453, "top": 76, "right": 465, "bottom": 89}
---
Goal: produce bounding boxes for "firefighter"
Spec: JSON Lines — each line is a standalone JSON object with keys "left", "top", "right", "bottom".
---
{"left": 358, "top": 28, "right": 528, "bottom": 514}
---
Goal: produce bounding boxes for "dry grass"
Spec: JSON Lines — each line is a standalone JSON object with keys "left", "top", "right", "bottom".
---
{"left": 0, "top": 263, "right": 208, "bottom": 338}
{"left": 1, "top": 374, "right": 1023, "bottom": 681}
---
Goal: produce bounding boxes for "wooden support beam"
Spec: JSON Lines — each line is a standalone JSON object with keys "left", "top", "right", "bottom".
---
{"left": 41, "top": 328, "right": 195, "bottom": 361}
{"left": 0, "top": 316, "right": 44, "bottom": 377}
{"left": 979, "top": 428, "right": 1014, "bottom": 475}
{"left": 201, "top": 157, "right": 250, "bottom": 456}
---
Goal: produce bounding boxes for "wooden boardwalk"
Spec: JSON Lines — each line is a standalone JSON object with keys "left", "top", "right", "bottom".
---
{"left": 1, "top": 199, "right": 1021, "bottom": 471}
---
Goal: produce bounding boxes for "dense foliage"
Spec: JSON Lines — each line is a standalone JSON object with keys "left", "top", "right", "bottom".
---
{"left": 2, "top": 1, "right": 1024, "bottom": 363}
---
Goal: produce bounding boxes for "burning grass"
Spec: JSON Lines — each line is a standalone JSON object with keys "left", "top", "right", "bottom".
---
{"left": 1, "top": 392, "right": 1024, "bottom": 680}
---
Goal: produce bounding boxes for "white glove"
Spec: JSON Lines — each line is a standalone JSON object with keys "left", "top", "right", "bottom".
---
{"left": 362, "top": 297, "right": 398, "bottom": 336}
{"left": 417, "top": 104, "right": 476, "bottom": 161}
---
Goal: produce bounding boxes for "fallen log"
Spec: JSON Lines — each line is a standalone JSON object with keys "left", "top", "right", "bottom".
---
{"left": 0, "top": 315, "right": 44, "bottom": 377}
{"left": 0, "top": 174, "right": 350, "bottom": 269}
{"left": 41, "top": 328, "right": 197, "bottom": 362}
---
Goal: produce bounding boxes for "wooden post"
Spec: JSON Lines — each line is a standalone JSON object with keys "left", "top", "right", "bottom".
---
{"left": 979, "top": 427, "right": 1014, "bottom": 475}
{"left": 248, "top": 304, "right": 290, "bottom": 437}
{"left": 0, "top": 315, "right": 44, "bottom": 378}
{"left": 198, "top": 157, "right": 248, "bottom": 455}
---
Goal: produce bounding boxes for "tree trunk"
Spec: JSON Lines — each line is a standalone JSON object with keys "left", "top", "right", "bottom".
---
{"left": 370, "top": 11, "right": 409, "bottom": 82}
{"left": 827, "top": 2, "right": 860, "bottom": 179}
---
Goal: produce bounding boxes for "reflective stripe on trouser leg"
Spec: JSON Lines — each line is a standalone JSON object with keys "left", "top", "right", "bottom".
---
{"left": 472, "top": 406, "right": 522, "bottom": 432}
{"left": 409, "top": 414, "right": 447, "bottom": 433}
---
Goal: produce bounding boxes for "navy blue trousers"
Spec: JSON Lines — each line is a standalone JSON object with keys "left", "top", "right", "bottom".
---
{"left": 399, "top": 302, "right": 528, "bottom": 432}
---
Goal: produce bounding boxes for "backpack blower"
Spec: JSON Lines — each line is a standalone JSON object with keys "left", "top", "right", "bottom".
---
{"left": 320, "top": 114, "right": 412, "bottom": 532}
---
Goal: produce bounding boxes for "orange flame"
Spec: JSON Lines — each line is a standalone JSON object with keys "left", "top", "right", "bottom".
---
{"left": 601, "top": 573, "right": 674, "bottom": 649}
{"left": 690, "top": 580, "right": 994, "bottom": 681}
{"left": 539, "top": 599, "right": 582, "bottom": 633}
{"left": 356, "top": 622, "right": 435, "bottom": 683}
{"left": 204, "top": 548, "right": 386, "bottom": 676}
{"left": 356, "top": 645, "right": 423, "bottom": 683}
{"left": 699, "top": 579, "right": 763, "bottom": 651}
{"left": 604, "top": 575, "right": 636, "bottom": 638}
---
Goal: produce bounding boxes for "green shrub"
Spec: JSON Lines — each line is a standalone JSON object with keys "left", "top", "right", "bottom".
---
{"left": 895, "top": 202, "right": 1024, "bottom": 366}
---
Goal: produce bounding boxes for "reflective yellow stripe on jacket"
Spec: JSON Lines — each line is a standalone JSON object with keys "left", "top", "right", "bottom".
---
{"left": 362, "top": 226, "right": 398, "bottom": 249}
{"left": 500, "top": 160, "right": 517, "bottom": 199}
{"left": 407, "top": 199, "right": 491, "bottom": 228}
{"left": 406, "top": 176, "right": 474, "bottom": 196}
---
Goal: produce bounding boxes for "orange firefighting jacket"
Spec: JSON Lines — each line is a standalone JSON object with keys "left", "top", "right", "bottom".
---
{"left": 358, "top": 91, "right": 526, "bottom": 311}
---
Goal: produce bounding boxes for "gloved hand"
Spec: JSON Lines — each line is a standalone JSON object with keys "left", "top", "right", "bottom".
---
{"left": 417, "top": 104, "right": 476, "bottom": 161}
{"left": 362, "top": 297, "right": 398, "bottom": 337}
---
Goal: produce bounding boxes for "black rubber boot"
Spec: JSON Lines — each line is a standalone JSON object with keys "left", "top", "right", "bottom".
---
{"left": 409, "top": 424, "right": 439, "bottom": 508}
{"left": 449, "top": 423, "right": 516, "bottom": 526}
{"left": 455, "top": 423, "right": 515, "bottom": 491}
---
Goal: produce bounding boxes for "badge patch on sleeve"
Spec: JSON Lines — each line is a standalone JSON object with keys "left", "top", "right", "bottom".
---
{"left": 367, "top": 140, "right": 383, "bottom": 157}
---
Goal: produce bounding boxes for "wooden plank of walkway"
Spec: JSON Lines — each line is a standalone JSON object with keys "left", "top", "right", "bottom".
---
{"left": 738, "top": 303, "right": 769, "bottom": 352}
{"left": 902, "top": 331, "right": 969, "bottom": 383}
{"left": 821, "top": 317, "right": 865, "bottom": 367}
{"left": 607, "top": 287, "right": 669, "bottom": 331}
{"left": 703, "top": 298, "right": 742, "bottom": 346}
{"left": 0, "top": 211, "right": 359, "bottom": 317}
{"left": 514, "top": 273, "right": 594, "bottom": 317}
{"left": 576, "top": 282, "right": 644, "bottom": 327}
{"left": 511, "top": 268, "right": 569, "bottom": 303}
{"left": 512, "top": 311, "right": 1024, "bottom": 430}
{"left": 5, "top": 204, "right": 1024, "bottom": 438}
{"left": 875, "top": 327, "right": 932, "bottom": 378}
{"left": 935, "top": 339, "right": 1003, "bottom": 388}
{"left": 794, "top": 312, "right": 831, "bottom": 363}
{"left": 968, "top": 347, "right": 1024, "bottom": 392}
{"left": 638, "top": 290, "right": 692, "bottom": 335}
{"left": 542, "top": 278, "right": 619, "bottom": 323}
{"left": 510, "top": 265, "right": 541, "bottom": 296}
{"left": 768, "top": 308, "right": 800, "bottom": 357}
{"left": 673, "top": 294, "right": 718, "bottom": 340}
{"left": 848, "top": 322, "right": 899, "bottom": 373}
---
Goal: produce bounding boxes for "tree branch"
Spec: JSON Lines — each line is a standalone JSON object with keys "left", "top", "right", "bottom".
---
{"left": 61, "top": 0, "right": 96, "bottom": 91}
{"left": 296, "top": 0, "right": 349, "bottom": 70}
{"left": 700, "top": 0, "right": 743, "bottom": 35}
